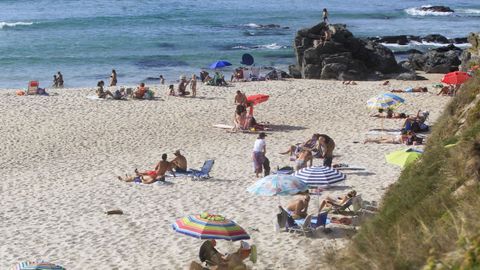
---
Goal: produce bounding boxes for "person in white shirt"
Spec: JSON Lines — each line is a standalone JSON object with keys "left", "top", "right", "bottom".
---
{"left": 252, "top": 132, "right": 267, "bottom": 177}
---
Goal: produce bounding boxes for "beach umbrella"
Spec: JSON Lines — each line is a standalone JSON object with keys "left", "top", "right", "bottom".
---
{"left": 246, "top": 94, "right": 269, "bottom": 105}
{"left": 293, "top": 166, "right": 346, "bottom": 186}
{"left": 441, "top": 71, "right": 471, "bottom": 85}
{"left": 247, "top": 174, "right": 308, "bottom": 196}
{"left": 12, "top": 261, "right": 65, "bottom": 270}
{"left": 367, "top": 93, "right": 405, "bottom": 130}
{"left": 367, "top": 93, "right": 405, "bottom": 110}
{"left": 209, "top": 60, "right": 232, "bottom": 69}
{"left": 241, "top": 53, "right": 255, "bottom": 66}
{"left": 386, "top": 148, "right": 422, "bottom": 167}
{"left": 172, "top": 212, "right": 250, "bottom": 241}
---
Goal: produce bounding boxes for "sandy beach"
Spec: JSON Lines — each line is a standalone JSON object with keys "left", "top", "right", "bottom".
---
{"left": 0, "top": 74, "right": 450, "bottom": 269}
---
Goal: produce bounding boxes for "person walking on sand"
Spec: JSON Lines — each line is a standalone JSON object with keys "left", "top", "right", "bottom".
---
{"left": 319, "top": 134, "right": 335, "bottom": 167}
{"left": 110, "top": 69, "right": 117, "bottom": 86}
{"left": 322, "top": 8, "right": 329, "bottom": 24}
{"left": 252, "top": 132, "right": 267, "bottom": 178}
{"left": 190, "top": 74, "right": 197, "bottom": 97}
{"left": 57, "top": 71, "right": 64, "bottom": 88}
{"left": 52, "top": 75, "right": 58, "bottom": 88}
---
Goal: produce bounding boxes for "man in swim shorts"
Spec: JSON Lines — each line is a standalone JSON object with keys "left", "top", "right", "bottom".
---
{"left": 295, "top": 150, "right": 313, "bottom": 171}
{"left": 171, "top": 150, "right": 188, "bottom": 173}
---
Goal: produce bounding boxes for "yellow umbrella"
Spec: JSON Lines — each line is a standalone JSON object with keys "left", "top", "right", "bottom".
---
{"left": 386, "top": 148, "right": 422, "bottom": 167}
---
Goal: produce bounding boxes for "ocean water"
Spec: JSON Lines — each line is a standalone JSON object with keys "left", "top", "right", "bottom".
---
{"left": 0, "top": 0, "right": 479, "bottom": 88}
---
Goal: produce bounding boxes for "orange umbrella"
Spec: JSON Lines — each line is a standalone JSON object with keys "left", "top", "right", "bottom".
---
{"left": 246, "top": 94, "right": 269, "bottom": 115}
{"left": 247, "top": 94, "right": 269, "bottom": 105}
{"left": 441, "top": 71, "right": 471, "bottom": 85}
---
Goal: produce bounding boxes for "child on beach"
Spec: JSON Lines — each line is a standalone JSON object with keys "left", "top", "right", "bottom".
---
{"left": 168, "top": 84, "right": 175, "bottom": 96}
{"left": 252, "top": 132, "right": 267, "bottom": 177}
{"left": 190, "top": 74, "right": 197, "bottom": 97}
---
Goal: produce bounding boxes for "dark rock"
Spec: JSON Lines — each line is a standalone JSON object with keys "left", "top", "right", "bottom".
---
{"left": 450, "top": 37, "right": 468, "bottom": 44}
{"left": 421, "top": 34, "right": 449, "bottom": 44}
{"left": 423, "top": 47, "right": 462, "bottom": 73}
{"left": 399, "top": 61, "right": 414, "bottom": 71}
{"left": 408, "top": 44, "right": 462, "bottom": 73}
{"left": 394, "top": 49, "right": 423, "bottom": 56}
{"left": 292, "top": 22, "right": 399, "bottom": 80}
{"left": 419, "top": 6, "right": 454, "bottom": 13}
{"left": 368, "top": 35, "right": 417, "bottom": 45}
{"left": 288, "top": 65, "right": 302, "bottom": 79}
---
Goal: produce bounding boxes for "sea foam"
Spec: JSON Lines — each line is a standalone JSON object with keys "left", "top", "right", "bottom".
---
{"left": 0, "top": 21, "right": 34, "bottom": 29}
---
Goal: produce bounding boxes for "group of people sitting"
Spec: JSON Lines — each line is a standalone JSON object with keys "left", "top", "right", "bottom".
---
{"left": 280, "top": 133, "right": 336, "bottom": 170}
{"left": 168, "top": 75, "right": 197, "bottom": 97}
{"left": 286, "top": 190, "right": 358, "bottom": 220}
{"left": 117, "top": 150, "right": 188, "bottom": 184}
{"left": 201, "top": 71, "right": 227, "bottom": 86}
{"left": 366, "top": 110, "right": 429, "bottom": 145}
{"left": 190, "top": 240, "right": 254, "bottom": 270}
{"left": 96, "top": 81, "right": 155, "bottom": 100}
{"left": 232, "top": 91, "right": 266, "bottom": 132}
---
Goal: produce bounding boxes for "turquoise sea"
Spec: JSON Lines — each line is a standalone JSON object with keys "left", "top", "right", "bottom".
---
{"left": 0, "top": 0, "right": 479, "bottom": 88}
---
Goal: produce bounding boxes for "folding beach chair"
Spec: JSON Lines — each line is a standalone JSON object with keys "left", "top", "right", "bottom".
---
{"left": 27, "top": 81, "right": 39, "bottom": 95}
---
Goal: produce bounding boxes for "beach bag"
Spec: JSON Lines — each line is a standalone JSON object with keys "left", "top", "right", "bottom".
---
{"left": 37, "top": 88, "right": 46, "bottom": 95}
{"left": 144, "top": 90, "right": 154, "bottom": 100}
{"left": 411, "top": 121, "right": 421, "bottom": 133}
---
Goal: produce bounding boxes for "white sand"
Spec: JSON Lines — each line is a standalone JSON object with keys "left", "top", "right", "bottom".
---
{"left": 0, "top": 75, "right": 450, "bottom": 269}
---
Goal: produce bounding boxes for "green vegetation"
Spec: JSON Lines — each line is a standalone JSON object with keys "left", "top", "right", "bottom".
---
{"left": 333, "top": 73, "right": 480, "bottom": 270}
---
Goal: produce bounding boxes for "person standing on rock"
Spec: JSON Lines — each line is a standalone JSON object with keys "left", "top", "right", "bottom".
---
{"left": 322, "top": 8, "right": 329, "bottom": 24}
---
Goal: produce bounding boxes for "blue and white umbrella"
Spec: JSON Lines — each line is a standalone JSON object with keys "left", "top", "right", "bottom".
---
{"left": 247, "top": 174, "right": 308, "bottom": 196}
{"left": 367, "top": 93, "right": 405, "bottom": 110}
{"left": 293, "top": 166, "right": 346, "bottom": 186}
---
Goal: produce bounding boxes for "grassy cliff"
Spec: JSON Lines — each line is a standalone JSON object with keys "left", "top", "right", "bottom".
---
{"left": 333, "top": 72, "right": 480, "bottom": 270}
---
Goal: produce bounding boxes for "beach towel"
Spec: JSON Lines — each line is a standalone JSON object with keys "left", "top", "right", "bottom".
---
{"left": 86, "top": 95, "right": 108, "bottom": 101}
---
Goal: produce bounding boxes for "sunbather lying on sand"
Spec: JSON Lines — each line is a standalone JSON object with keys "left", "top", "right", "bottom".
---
{"left": 372, "top": 108, "right": 407, "bottom": 119}
{"left": 391, "top": 87, "right": 428, "bottom": 93}
{"left": 319, "top": 190, "right": 356, "bottom": 212}
{"left": 287, "top": 191, "right": 310, "bottom": 219}
{"left": 364, "top": 131, "right": 422, "bottom": 145}
{"left": 117, "top": 154, "right": 175, "bottom": 184}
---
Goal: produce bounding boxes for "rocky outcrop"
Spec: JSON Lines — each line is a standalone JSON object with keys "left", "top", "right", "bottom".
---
{"left": 419, "top": 5, "right": 454, "bottom": 13}
{"left": 368, "top": 34, "right": 467, "bottom": 46}
{"left": 408, "top": 44, "right": 462, "bottom": 73}
{"left": 292, "top": 23, "right": 399, "bottom": 80}
{"left": 459, "top": 33, "right": 480, "bottom": 71}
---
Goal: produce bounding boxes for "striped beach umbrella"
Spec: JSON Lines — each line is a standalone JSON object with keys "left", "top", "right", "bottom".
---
{"left": 247, "top": 174, "right": 308, "bottom": 196}
{"left": 12, "top": 261, "right": 65, "bottom": 270}
{"left": 172, "top": 212, "right": 250, "bottom": 241}
{"left": 367, "top": 93, "right": 405, "bottom": 110}
{"left": 293, "top": 166, "right": 346, "bottom": 186}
